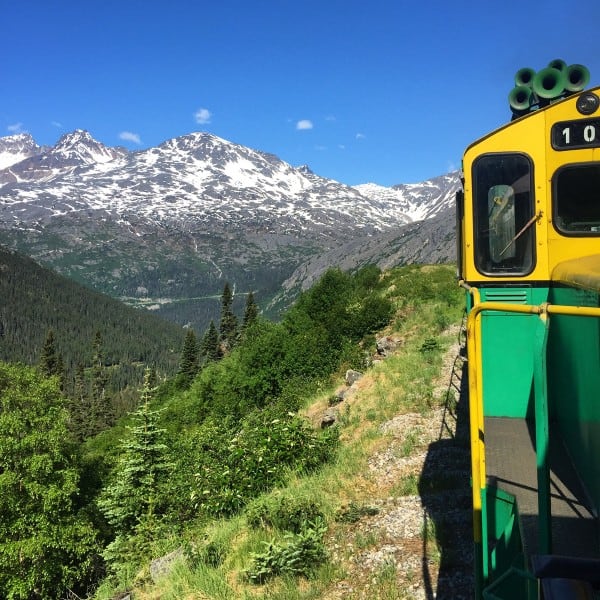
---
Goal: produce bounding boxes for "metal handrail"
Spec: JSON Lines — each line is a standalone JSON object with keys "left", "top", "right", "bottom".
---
{"left": 459, "top": 279, "right": 600, "bottom": 593}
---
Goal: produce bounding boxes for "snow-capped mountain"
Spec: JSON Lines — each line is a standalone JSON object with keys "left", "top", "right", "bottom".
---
{"left": 354, "top": 173, "right": 459, "bottom": 222}
{"left": 0, "top": 130, "right": 459, "bottom": 330}
{"left": 0, "top": 133, "right": 47, "bottom": 171}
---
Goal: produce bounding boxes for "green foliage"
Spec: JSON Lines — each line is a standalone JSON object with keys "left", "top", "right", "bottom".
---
{"left": 200, "top": 320, "right": 221, "bottom": 363}
{"left": 335, "top": 502, "right": 380, "bottom": 523}
{"left": 0, "top": 245, "right": 185, "bottom": 398}
{"left": 419, "top": 337, "right": 440, "bottom": 354}
{"left": 241, "top": 290, "right": 259, "bottom": 334}
{"left": 191, "top": 409, "right": 338, "bottom": 517}
{"left": 245, "top": 519, "right": 328, "bottom": 584}
{"left": 39, "top": 328, "right": 64, "bottom": 387}
{"left": 0, "top": 362, "right": 98, "bottom": 599}
{"left": 177, "top": 328, "right": 199, "bottom": 387}
{"left": 219, "top": 282, "right": 238, "bottom": 352}
{"left": 98, "top": 370, "right": 173, "bottom": 565}
{"left": 246, "top": 493, "right": 326, "bottom": 533}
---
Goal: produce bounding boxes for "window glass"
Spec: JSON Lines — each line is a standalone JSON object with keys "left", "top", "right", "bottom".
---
{"left": 473, "top": 154, "right": 534, "bottom": 275}
{"left": 554, "top": 164, "right": 600, "bottom": 234}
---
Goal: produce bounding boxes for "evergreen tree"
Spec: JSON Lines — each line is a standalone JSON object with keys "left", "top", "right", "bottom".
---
{"left": 39, "top": 329, "right": 65, "bottom": 389}
{"left": 177, "top": 329, "right": 199, "bottom": 384}
{"left": 0, "top": 363, "right": 97, "bottom": 598}
{"left": 90, "top": 330, "right": 112, "bottom": 434}
{"left": 219, "top": 282, "right": 238, "bottom": 352}
{"left": 69, "top": 362, "right": 89, "bottom": 441}
{"left": 98, "top": 368, "right": 172, "bottom": 559}
{"left": 241, "top": 291, "right": 259, "bottom": 334}
{"left": 201, "top": 320, "right": 221, "bottom": 362}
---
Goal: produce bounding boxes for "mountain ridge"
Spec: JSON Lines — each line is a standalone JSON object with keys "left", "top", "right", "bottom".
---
{"left": 0, "top": 130, "right": 459, "bottom": 331}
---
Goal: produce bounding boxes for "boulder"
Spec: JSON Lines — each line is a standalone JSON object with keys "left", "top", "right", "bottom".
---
{"left": 345, "top": 369, "right": 363, "bottom": 386}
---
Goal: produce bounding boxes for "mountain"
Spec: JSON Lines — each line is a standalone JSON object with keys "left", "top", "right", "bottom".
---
{"left": 0, "top": 244, "right": 184, "bottom": 391}
{"left": 0, "top": 133, "right": 47, "bottom": 170}
{"left": 0, "top": 130, "right": 459, "bottom": 331}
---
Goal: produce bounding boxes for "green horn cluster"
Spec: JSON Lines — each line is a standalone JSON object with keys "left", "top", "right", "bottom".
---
{"left": 508, "top": 59, "right": 590, "bottom": 118}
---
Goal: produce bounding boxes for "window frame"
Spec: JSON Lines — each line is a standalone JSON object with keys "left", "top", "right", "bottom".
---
{"left": 472, "top": 152, "right": 536, "bottom": 277}
{"left": 552, "top": 161, "right": 600, "bottom": 237}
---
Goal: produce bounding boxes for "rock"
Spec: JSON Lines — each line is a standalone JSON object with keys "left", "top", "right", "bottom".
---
{"left": 376, "top": 336, "right": 398, "bottom": 356}
{"left": 329, "top": 386, "right": 347, "bottom": 405}
{"left": 150, "top": 547, "right": 185, "bottom": 583}
{"left": 321, "top": 407, "right": 339, "bottom": 428}
{"left": 345, "top": 369, "right": 363, "bottom": 386}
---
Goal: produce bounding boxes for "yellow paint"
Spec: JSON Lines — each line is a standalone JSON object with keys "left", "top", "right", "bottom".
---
{"left": 552, "top": 254, "right": 600, "bottom": 292}
{"left": 460, "top": 85, "right": 600, "bottom": 284}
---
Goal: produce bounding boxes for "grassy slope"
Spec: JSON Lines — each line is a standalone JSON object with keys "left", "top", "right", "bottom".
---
{"left": 93, "top": 265, "right": 468, "bottom": 599}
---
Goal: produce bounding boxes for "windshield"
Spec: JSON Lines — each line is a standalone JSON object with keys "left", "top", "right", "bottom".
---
{"left": 473, "top": 153, "right": 535, "bottom": 275}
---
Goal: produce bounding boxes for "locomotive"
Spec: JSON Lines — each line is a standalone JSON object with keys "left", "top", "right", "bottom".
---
{"left": 457, "top": 60, "right": 600, "bottom": 598}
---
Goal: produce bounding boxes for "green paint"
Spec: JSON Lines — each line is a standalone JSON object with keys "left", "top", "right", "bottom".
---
{"left": 547, "top": 286, "right": 600, "bottom": 515}
{"left": 479, "top": 287, "right": 549, "bottom": 418}
{"left": 533, "top": 314, "right": 551, "bottom": 553}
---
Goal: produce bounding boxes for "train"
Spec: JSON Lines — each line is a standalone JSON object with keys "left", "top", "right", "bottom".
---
{"left": 457, "top": 60, "right": 600, "bottom": 598}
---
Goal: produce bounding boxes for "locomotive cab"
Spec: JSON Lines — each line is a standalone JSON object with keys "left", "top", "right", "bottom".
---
{"left": 460, "top": 68, "right": 600, "bottom": 598}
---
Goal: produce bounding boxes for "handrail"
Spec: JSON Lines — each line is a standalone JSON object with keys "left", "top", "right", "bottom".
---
{"left": 460, "top": 282, "right": 600, "bottom": 593}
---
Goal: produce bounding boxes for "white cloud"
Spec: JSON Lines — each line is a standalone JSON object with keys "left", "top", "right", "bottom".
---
{"left": 7, "top": 122, "right": 23, "bottom": 133}
{"left": 194, "top": 108, "right": 212, "bottom": 124}
{"left": 51, "top": 121, "right": 63, "bottom": 128}
{"left": 119, "top": 131, "right": 142, "bottom": 144}
{"left": 296, "top": 119, "right": 313, "bottom": 130}
{"left": 355, "top": 132, "right": 366, "bottom": 139}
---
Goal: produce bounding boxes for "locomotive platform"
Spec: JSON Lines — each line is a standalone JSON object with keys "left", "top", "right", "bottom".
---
{"left": 485, "top": 417, "right": 599, "bottom": 559}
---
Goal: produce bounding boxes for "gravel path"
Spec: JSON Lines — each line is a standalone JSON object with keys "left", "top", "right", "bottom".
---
{"left": 325, "top": 327, "right": 474, "bottom": 599}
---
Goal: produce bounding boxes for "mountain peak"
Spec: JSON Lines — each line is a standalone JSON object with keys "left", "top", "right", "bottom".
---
{"left": 52, "top": 129, "right": 122, "bottom": 165}
{"left": 296, "top": 164, "right": 314, "bottom": 175}
{"left": 0, "top": 132, "right": 44, "bottom": 171}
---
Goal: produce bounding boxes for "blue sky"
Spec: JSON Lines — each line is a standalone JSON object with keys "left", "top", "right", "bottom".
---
{"left": 2, "top": 0, "right": 600, "bottom": 186}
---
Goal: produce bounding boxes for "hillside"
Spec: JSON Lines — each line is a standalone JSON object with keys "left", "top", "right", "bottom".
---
{"left": 0, "top": 244, "right": 185, "bottom": 390}
{"left": 85, "top": 265, "right": 470, "bottom": 600}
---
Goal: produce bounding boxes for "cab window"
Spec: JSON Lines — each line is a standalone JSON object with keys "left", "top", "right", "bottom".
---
{"left": 553, "top": 163, "right": 600, "bottom": 234}
{"left": 473, "top": 153, "right": 535, "bottom": 275}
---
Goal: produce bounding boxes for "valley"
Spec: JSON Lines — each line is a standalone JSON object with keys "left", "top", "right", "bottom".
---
{"left": 0, "top": 130, "right": 459, "bottom": 331}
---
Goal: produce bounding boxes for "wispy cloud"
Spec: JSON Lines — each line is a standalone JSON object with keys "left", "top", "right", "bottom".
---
{"left": 296, "top": 119, "right": 313, "bottom": 130}
{"left": 119, "top": 131, "right": 142, "bottom": 144}
{"left": 7, "top": 122, "right": 23, "bottom": 133}
{"left": 355, "top": 132, "right": 366, "bottom": 140}
{"left": 194, "top": 108, "right": 212, "bottom": 125}
{"left": 51, "top": 121, "right": 63, "bottom": 129}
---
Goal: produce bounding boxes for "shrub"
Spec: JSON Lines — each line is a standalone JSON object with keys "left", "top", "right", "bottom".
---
{"left": 192, "top": 410, "right": 339, "bottom": 517}
{"left": 246, "top": 493, "right": 325, "bottom": 533}
{"left": 245, "top": 519, "right": 328, "bottom": 583}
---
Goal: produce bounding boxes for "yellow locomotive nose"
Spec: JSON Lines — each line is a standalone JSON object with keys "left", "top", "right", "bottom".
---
{"left": 460, "top": 62, "right": 600, "bottom": 599}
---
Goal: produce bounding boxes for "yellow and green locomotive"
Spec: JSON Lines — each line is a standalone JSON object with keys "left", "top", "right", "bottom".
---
{"left": 458, "top": 61, "right": 600, "bottom": 598}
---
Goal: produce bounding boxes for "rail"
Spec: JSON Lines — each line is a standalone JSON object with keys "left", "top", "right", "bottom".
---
{"left": 458, "top": 280, "right": 600, "bottom": 594}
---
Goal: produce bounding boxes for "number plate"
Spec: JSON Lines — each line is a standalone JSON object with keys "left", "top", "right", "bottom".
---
{"left": 552, "top": 118, "right": 600, "bottom": 150}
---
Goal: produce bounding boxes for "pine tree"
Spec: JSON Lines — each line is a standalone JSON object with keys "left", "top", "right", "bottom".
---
{"left": 177, "top": 329, "right": 199, "bottom": 384}
{"left": 40, "top": 329, "right": 67, "bottom": 394}
{"left": 241, "top": 291, "right": 259, "bottom": 333}
{"left": 98, "top": 369, "right": 172, "bottom": 556}
{"left": 68, "top": 362, "right": 89, "bottom": 441}
{"left": 219, "top": 282, "right": 238, "bottom": 352}
{"left": 90, "top": 331, "right": 112, "bottom": 434}
{"left": 200, "top": 320, "right": 221, "bottom": 362}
